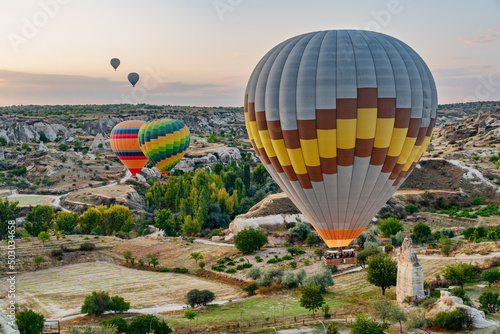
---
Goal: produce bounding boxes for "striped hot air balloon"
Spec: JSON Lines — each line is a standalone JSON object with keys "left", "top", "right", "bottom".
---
{"left": 244, "top": 30, "right": 437, "bottom": 248}
{"left": 110, "top": 120, "right": 149, "bottom": 176}
{"left": 138, "top": 119, "right": 190, "bottom": 176}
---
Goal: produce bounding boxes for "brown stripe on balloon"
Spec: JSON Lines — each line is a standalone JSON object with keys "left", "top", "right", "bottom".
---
{"left": 282, "top": 130, "right": 301, "bottom": 149}
{"left": 355, "top": 138, "right": 374, "bottom": 158}
{"left": 394, "top": 108, "right": 411, "bottom": 128}
{"left": 390, "top": 163, "right": 404, "bottom": 180}
{"left": 269, "top": 156, "right": 284, "bottom": 173}
{"left": 407, "top": 118, "right": 421, "bottom": 137}
{"left": 381, "top": 156, "right": 398, "bottom": 173}
{"left": 426, "top": 118, "right": 436, "bottom": 136}
{"left": 357, "top": 88, "right": 377, "bottom": 108}
{"left": 296, "top": 173, "right": 313, "bottom": 189}
{"left": 377, "top": 98, "right": 396, "bottom": 118}
{"left": 306, "top": 165, "right": 323, "bottom": 182}
{"left": 244, "top": 94, "right": 248, "bottom": 113}
{"left": 255, "top": 111, "right": 267, "bottom": 130}
{"left": 282, "top": 165, "right": 298, "bottom": 182}
{"left": 337, "top": 99, "right": 357, "bottom": 119}
{"left": 415, "top": 126, "right": 428, "bottom": 146}
{"left": 259, "top": 148, "right": 271, "bottom": 165}
{"left": 320, "top": 157, "right": 337, "bottom": 174}
{"left": 370, "top": 147, "right": 389, "bottom": 165}
{"left": 393, "top": 175, "right": 404, "bottom": 186}
{"left": 248, "top": 103, "right": 256, "bottom": 121}
{"left": 297, "top": 120, "right": 317, "bottom": 140}
{"left": 337, "top": 148, "right": 355, "bottom": 166}
{"left": 250, "top": 140, "right": 259, "bottom": 155}
{"left": 267, "top": 120, "right": 283, "bottom": 140}
{"left": 316, "top": 109, "right": 336, "bottom": 129}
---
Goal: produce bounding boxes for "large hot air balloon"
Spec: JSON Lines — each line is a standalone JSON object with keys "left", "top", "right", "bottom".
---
{"left": 244, "top": 30, "right": 437, "bottom": 248}
{"left": 110, "top": 120, "right": 149, "bottom": 176}
{"left": 110, "top": 58, "right": 120, "bottom": 71}
{"left": 128, "top": 72, "right": 140, "bottom": 87}
{"left": 138, "top": 119, "right": 190, "bottom": 176}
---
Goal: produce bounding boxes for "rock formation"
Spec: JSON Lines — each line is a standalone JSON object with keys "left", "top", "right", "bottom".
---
{"left": 0, "top": 313, "right": 20, "bottom": 334}
{"left": 396, "top": 237, "right": 425, "bottom": 304}
{"left": 427, "top": 291, "right": 497, "bottom": 328}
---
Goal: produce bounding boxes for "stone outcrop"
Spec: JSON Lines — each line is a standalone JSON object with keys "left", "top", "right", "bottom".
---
{"left": 0, "top": 313, "right": 20, "bottom": 334}
{"left": 427, "top": 291, "right": 497, "bottom": 329}
{"left": 396, "top": 237, "right": 425, "bottom": 304}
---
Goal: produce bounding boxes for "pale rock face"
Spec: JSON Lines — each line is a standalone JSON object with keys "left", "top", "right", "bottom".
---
{"left": 229, "top": 214, "right": 307, "bottom": 234}
{"left": 0, "top": 148, "right": 4, "bottom": 160}
{"left": 212, "top": 236, "right": 221, "bottom": 242}
{"left": 90, "top": 133, "right": 107, "bottom": 150}
{"left": 38, "top": 142, "right": 49, "bottom": 152}
{"left": 0, "top": 312, "right": 20, "bottom": 334}
{"left": 224, "top": 233, "right": 235, "bottom": 242}
{"left": 396, "top": 237, "right": 426, "bottom": 304}
{"left": 427, "top": 291, "right": 497, "bottom": 329}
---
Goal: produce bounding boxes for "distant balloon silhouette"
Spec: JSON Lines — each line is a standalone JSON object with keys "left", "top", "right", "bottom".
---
{"left": 110, "top": 58, "right": 120, "bottom": 71}
{"left": 244, "top": 30, "right": 437, "bottom": 248}
{"left": 110, "top": 120, "right": 148, "bottom": 176}
{"left": 128, "top": 72, "right": 140, "bottom": 87}
{"left": 138, "top": 119, "right": 190, "bottom": 176}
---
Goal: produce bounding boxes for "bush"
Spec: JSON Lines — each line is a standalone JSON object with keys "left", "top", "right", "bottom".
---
{"left": 81, "top": 291, "right": 111, "bottom": 315}
{"left": 101, "top": 316, "right": 128, "bottom": 332}
{"left": 411, "top": 222, "right": 432, "bottom": 243}
{"left": 128, "top": 314, "right": 172, "bottom": 334}
{"left": 379, "top": 217, "right": 404, "bottom": 237}
{"left": 58, "top": 143, "right": 69, "bottom": 151}
{"left": 473, "top": 197, "right": 483, "bottom": 205}
{"left": 405, "top": 204, "right": 419, "bottom": 214}
{"left": 186, "top": 289, "right": 215, "bottom": 307}
{"left": 173, "top": 267, "right": 189, "bottom": 274}
{"left": 246, "top": 267, "right": 261, "bottom": 280}
{"left": 287, "top": 246, "right": 306, "bottom": 256}
{"left": 391, "top": 231, "right": 405, "bottom": 245}
{"left": 50, "top": 249, "right": 63, "bottom": 257}
{"left": 226, "top": 268, "right": 237, "bottom": 274}
{"left": 234, "top": 228, "right": 268, "bottom": 253}
{"left": 243, "top": 282, "right": 259, "bottom": 296}
{"left": 479, "top": 291, "right": 500, "bottom": 313}
{"left": 109, "top": 295, "right": 130, "bottom": 313}
{"left": 434, "top": 309, "right": 466, "bottom": 330}
{"left": 80, "top": 242, "right": 96, "bottom": 251}
{"left": 384, "top": 244, "right": 394, "bottom": 253}
{"left": 282, "top": 255, "right": 293, "bottom": 260}
{"left": 288, "top": 222, "right": 311, "bottom": 241}
{"left": 350, "top": 314, "right": 384, "bottom": 334}
{"left": 16, "top": 309, "right": 45, "bottom": 334}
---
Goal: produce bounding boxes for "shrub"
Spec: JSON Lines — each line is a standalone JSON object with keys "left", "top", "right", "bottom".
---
{"left": 173, "top": 267, "right": 188, "bottom": 274}
{"left": 128, "top": 314, "right": 172, "bottom": 334}
{"left": 101, "top": 316, "right": 128, "bottom": 332}
{"left": 287, "top": 246, "right": 306, "bottom": 256}
{"left": 234, "top": 228, "right": 268, "bottom": 253}
{"left": 288, "top": 222, "right": 311, "bottom": 241}
{"left": 80, "top": 242, "right": 96, "bottom": 251}
{"left": 411, "top": 222, "right": 432, "bottom": 243}
{"left": 282, "top": 255, "right": 293, "bottom": 260}
{"left": 479, "top": 291, "right": 500, "bottom": 313}
{"left": 186, "top": 289, "right": 215, "bottom": 307}
{"left": 405, "top": 204, "right": 419, "bottom": 214}
{"left": 434, "top": 309, "right": 466, "bottom": 330}
{"left": 81, "top": 291, "right": 111, "bottom": 315}
{"left": 473, "top": 197, "right": 483, "bottom": 205}
{"left": 109, "top": 295, "right": 130, "bottom": 313}
{"left": 391, "top": 231, "right": 405, "bottom": 245}
{"left": 16, "top": 309, "right": 45, "bottom": 334}
{"left": 379, "top": 217, "right": 404, "bottom": 237}
{"left": 243, "top": 282, "right": 259, "bottom": 296}
{"left": 350, "top": 314, "right": 384, "bottom": 334}
{"left": 50, "top": 249, "right": 63, "bottom": 257}
{"left": 384, "top": 244, "right": 394, "bottom": 253}
{"left": 246, "top": 267, "right": 261, "bottom": 280}
{"left": 226, "top": 268, "right": 237, "bottom": 274}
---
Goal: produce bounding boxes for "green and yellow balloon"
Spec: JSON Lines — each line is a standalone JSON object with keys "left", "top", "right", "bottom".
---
{"left": 138, "top": 119, "right": 190, "bottom": 176}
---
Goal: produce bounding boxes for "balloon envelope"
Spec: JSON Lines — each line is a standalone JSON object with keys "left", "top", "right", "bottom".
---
{"left": 110, "top": 120, "right": 149, "bottom": 176}
{"left": 110, "top": 58, "right": 120, "bottom": 71}
{"left": 138, "top": 119, "right": 190, "bottom": 176}
{"left": 244, "top": 30, "right": 437, "bottom": 248}
{"left": 128, "top": 72, "right": 140, "bottom": 87}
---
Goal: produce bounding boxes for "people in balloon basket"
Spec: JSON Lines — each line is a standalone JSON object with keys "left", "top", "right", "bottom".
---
{"left": 324, "top": 250, "right": 356, "bottom": 260}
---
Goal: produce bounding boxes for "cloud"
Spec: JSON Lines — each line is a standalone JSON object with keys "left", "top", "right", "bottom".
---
{"left": 460, "top": 29, "right": 500, "bottom": 45}
{"left": 0, "top": 70, "right": 244, "bottom": 106}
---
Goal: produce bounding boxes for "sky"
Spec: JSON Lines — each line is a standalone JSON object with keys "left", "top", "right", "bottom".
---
{"left": 0, "top": 0, "right": 499, "bottom": 107}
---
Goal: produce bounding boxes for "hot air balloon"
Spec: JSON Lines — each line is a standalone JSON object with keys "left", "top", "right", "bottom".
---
{"left": 138, "top": 119, "right": 190, "bottom": 176}
{"left": 128, "top": 72, "right": 140, "bottom": 87}
{"left": 110, "top": 120, "right": 149, "bottom": 176}
{"left": 110, "top": 58, "right": 120, "bottom": 71}
{"left": 244, "top": 30, "right": 437, "bottom": 248}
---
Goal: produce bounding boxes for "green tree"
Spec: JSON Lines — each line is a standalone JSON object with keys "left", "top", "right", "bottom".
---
{"left": 81, "top": 291, "right": 111, "bottom": 315}
{"left": 79, "top": 207, "right": 103, "bottom": 234}
{"left": 243, "top": 282, "right": 259, "bottom": 296}
{"left": 128, "top": 315, "right": 172, "bottom": 334}
{"left": 147, "top": 254, "right": 159, "bottom": 268}
{"left": 234, "top": 228, "right": 268, "bottom": 253}
{"left": 410, "top": 222, "right": 432, "bottom": 243}
{"left": 299, "top": 286, "right": 324, "bottom": 316}
{"left": 379, "top": 217, "right": 404, "bottom": 237}
{"left": 213, "top": 162, "right": 223, "bottom": 175}
{"left": 473, "top": 197, "right": 483, "bottom": 205}
{"left": 288, "top": 222, "right": 311, "bottom": 241}
{"left": 483, "top": 268, "right": 500, "bottom": 287}
{"left": 366, "top": 253, "right": 397, "bottom": 295}
{"left": 16, "top": 309, "right": 45, "bottom": 334}
{"left": 252, "top": 164, "right": 268, "bottom": 188}
{"left": 101, "top": 205, "right": 134, "bottom": 235}
{"left": 109, "top": 295, "right": 130, "bottom": 313}
{"left": 190, "top": 252, "right": 204, "bottom": 263}
{"left": 182, "top": 216, "right": 199, "bottom": 237}
{"left": 350, "top": 314, "right": 384, "bottom": 334}
{"left": 184, "top": 309, "right": 197, "bottom": 330}
{"left": 357, "top": 246, "right": 379, "bottom": 268}
{"left": 389, "top": 305, "right": 407, "bottom": 334}
{"left": 123, "top": 250, "right": 132, "bottom": 264}
{"left": 58, "top": 143, "right": 69, "bottom": 151}
{"left": 406, "top": 308, "right": 430, "bottom": 334}
{"left": 33, "top": 255, "right": 45, "bottom": 268}
{"left": 442, "top": 262, "right": 481, "bottom": 289}
{"left": 479, "top": 292, "right": 500, "bottom": 313}
{"left": 54, "top": 211, "right": 79, "bottom": 233}
{"left": 242, "top": 163, "right": 251, "bottom": 189}
{"left": 155, "top": 209, "right": 181, "bottom": 237}
{"left": 186, "top": 289, "right": 215, "bottom": 307}
{"left": 204, "top": 203, "right": 231, "bottom": 229}
{"left": 0, "top": 198, "right": 19, "bottom": 239}
{"left": 25, "top": 205, "right": 55, "bottom": 236}
{"left": 101, "top": 316, "right": 128, "bottom": 332}
{"left": 37, "top": 231, "right": 50, "bottom": 245}
{"left": 405, "top": 204, "right": 419, "bottom": 215}
{"left": 314, "top": 248, "right": 325, "bottom": 260}
{"left": 0, "top": 137, "right": 6, "bottom": 146}
{"left": 440, "top": 236, "right": 453, "bottom": 257}
{"left": 369, "top": 298, "right": 393, "bottom": 324}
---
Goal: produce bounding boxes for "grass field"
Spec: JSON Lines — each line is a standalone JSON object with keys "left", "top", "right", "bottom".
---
{"left": 6, "top": 195, "right": 55, "bottom": 207}
{"left": 10, "top": 262, "right": 245, "bottom": 318}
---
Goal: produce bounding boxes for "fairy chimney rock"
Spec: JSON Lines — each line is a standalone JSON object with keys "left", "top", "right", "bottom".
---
{"left": 396, "top": 237, "right": 425, "bottom": 304}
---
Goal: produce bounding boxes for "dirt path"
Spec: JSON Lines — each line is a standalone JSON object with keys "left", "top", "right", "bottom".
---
{"left": 418, "top": 251, "right": 500, "bottom": 261}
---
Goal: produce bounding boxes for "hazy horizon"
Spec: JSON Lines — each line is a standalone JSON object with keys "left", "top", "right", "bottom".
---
{"left": 1, "top": 0, "right": 499, "bottom": 107}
